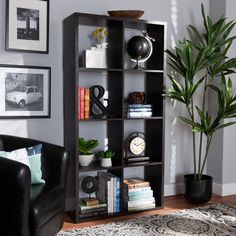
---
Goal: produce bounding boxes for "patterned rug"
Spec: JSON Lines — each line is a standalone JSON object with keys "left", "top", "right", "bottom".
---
{"left": 57, "top": 203, "right": 236, "bottom": 236}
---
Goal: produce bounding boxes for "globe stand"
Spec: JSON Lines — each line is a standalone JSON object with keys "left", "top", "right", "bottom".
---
{"left": 133, "top": 60, "right": 144, "bottom": 70}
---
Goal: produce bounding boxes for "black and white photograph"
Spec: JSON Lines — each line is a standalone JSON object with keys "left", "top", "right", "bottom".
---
{"left": 6, "top": 0, "right": 49, "bottom": 53}
{"left": 17, "top": 7, "right": 39, "bottom": 41}
{"left": 0, "top": 65, "right": 50, "bottom": 118}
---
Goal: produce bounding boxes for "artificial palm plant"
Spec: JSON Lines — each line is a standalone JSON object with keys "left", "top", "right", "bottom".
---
{"left": 166, "top": 4, "right": 236, "bottom": 181}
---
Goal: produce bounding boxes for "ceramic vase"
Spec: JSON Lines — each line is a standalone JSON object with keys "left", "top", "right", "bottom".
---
{"left": 101, "top": 158, "right": 112, "bottom": 167}
{"left": 79, "top": 154, "right": 94, "bottom": 167}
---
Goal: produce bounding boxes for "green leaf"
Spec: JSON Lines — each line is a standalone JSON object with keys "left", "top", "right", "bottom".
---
{"left": 215, "top": 122, "right": 236, "bottom": 130}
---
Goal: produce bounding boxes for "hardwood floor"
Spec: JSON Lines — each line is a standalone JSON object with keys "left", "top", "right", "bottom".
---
{"left": 62, "top": 194, "right": 236, "bottom": 230}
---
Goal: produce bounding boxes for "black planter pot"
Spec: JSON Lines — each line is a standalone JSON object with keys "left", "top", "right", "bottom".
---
{"left": 184, "top": 174, "right": 212, "bottom": 204}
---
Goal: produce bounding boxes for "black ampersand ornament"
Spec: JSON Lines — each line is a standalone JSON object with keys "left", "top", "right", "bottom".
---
{"left": 90, "top": 85, "right": 112, "bottom": 118}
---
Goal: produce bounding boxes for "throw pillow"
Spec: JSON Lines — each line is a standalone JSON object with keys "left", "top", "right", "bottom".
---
{"left": 27, "top": 144, "right": 45, "bottom": 184}
{"left": 0, "top": 148, "right": 30, "bottom": 167}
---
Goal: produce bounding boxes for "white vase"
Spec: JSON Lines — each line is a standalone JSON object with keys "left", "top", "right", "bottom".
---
{"left": 101, "top": 158, "right": 112, "bottom": 167}
{"left": 96, "top": 44, "right": 102, "bottom": 49}
{"left": 79, "top": 154, "right": 94, "bottom": 166}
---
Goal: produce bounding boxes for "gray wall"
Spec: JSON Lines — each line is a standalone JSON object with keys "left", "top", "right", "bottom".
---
{"left": 207, "top": 0, "right": 226, "bottom": 184}
{"left": 208, "top": 0, "right": 236, "bottom": 191}
{"left": 0, "top": 0, "right": 210, "bottom": 208}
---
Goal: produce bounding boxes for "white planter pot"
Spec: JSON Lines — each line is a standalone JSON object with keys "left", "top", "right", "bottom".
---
{"left": 79, "top": 154, "right": 94, "bottom": 167}
{"left": 101, "top": 158, "right": 112, "bottom": 167}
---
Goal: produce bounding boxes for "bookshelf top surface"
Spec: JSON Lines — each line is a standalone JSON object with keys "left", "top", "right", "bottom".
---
{"left": 64, "top": 12, "right": 167, "bottom": 27}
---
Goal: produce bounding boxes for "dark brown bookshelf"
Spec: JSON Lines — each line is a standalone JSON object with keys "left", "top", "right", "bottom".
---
{"left": 63, "top": 12, "right": 166, "bottom": 223}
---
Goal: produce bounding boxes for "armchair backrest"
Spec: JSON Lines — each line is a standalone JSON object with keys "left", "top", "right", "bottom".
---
{"left": 0, "top": 135, "right": 69, "bottom": 188}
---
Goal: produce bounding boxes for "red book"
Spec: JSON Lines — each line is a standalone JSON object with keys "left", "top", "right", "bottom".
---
{"left": 84, "top": 88, "right": 90, "bottom": 119}
{"left": 79, "top": 87, "right": 85, "bottom": 120}
{"left": 77, "top": 87, "right": 80, "bottom": 120}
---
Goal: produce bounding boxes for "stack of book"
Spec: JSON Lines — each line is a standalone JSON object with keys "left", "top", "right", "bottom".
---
{"left": 78, "top": 86, "right": 90, "bottom": 120}
{"left": 123, "top": 178, "right": 156, "bottom": 211}
{"left": 125, "top": 104, "right": 153, "bottom": 118}
{"left": 97, "top": 172, "right": 121, "bottom": 214}
{"left": 79, "top": 198, "right": 107, "bottom": 219}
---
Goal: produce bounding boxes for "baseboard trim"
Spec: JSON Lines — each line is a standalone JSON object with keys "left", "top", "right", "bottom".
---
{"left": 164, "top": 183, "right": 185, "bottom": 196}
{"left": 213, "top": 182, "right": 236, "bottom": 196}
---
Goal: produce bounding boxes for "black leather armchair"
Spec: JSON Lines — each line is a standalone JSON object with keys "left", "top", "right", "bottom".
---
{"left": 0, "top": 135, "right": 69, "bottom": 236}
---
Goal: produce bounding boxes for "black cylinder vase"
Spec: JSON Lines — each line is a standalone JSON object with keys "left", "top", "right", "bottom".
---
{"left": 184, "top": 174, "right": 212, "bottom": 204}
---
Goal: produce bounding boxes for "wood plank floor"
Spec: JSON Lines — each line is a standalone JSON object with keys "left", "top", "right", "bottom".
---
{"left": 62, "top": 194, "right": 236, "bottom": 230}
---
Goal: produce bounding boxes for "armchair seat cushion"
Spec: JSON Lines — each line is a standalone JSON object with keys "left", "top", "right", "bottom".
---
{"left": 30, "top": 184, "right": 64, "bottom": 229}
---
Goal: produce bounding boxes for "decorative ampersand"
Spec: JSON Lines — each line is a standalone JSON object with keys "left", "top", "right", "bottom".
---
{"left": 90, "top": 85, "right": 112, "bottom": 118}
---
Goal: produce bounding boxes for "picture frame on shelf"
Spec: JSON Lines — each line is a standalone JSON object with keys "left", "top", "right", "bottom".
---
{"left": 0, "top": 64, "right": 51, "bottom": 118}
{"left": 5, "top": 0, "right": 49, "bottom": 53}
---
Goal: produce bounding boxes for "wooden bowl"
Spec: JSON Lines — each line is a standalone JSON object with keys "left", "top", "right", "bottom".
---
{"left": 107, "top": 10, "right": 144, "bottom": 19}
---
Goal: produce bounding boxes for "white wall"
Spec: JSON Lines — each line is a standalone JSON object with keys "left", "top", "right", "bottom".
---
{"left": 0, "top": 0, "right": 210, "bottom": 207}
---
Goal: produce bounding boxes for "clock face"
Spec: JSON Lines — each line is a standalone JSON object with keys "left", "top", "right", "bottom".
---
{"left": 129, "top": 136, "right": 145, "bottom": 155}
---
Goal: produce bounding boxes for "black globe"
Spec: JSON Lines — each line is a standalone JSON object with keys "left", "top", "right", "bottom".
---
{"left": 127, "top": 35, "right": 152, "bottom": 61}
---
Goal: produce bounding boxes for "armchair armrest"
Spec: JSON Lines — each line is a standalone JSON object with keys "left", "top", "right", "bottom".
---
{"left": 0, "top": 157, "right": 31, "bottom": 236}
{"left": 41, "top": 143, "right": 69, "bottom": 188}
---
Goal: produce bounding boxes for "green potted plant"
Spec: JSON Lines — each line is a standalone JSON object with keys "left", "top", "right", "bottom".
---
{"left": 165, "top": 4, "right": 236, "bottom": 203}
{"left": 78, "top": 138, "right": 99, "bottom": 166}
{"left": 97, "top": 150, "right": 115, "bottom": 167}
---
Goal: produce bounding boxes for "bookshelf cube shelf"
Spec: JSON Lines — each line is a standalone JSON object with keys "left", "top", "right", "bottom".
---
{"left": 63, "top": 12, "right": 166, "bottom": 223}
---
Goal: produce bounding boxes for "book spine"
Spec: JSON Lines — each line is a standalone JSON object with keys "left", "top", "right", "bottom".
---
{"left": 107, "top": 179, "right": 113, "bottom": 213}
{"left": 124, "top": 186, "right": 151, "bottom": 193}
{"left": 112, "top": 176, "right": 116, "bottom": 213}
{"left": 127, "top": 108, "right": 152, "bottom": 112}
{"left": 115, "top": 177, "right": 121, "bottom": 213}
{"left": 77, "top": 86, "right": 80, "bottom": 120}
{"left": 79, "top": 87, "right": 85, "bottom": 119}
{"left": 127, "top": 203, "right": 156, "bottom": 211}
{"left": 79, "top": 206, "right": 107, "bottom": 214}
{"left": 79, "top": 210, "right": 107, "bottom": 219}
{"left": 124, "top": 187, "right": 153, "bottom": 196}
{"left": 127, "top": 111, "right": 152, "bottom": 118}
{"left": 79, "top": 203, "right": 107, "bottom": 211}
{"left": 124, "top": 193, "right": 153, "bottom": 201}
{"left": 84, "top": 88, "right": 90, "bottom": 119}
{"left": 127, "top": 104, "right": 152, "bottom": 108}
{"left": 123, "top": 182, "right": 150, "bottom": 189}
{"left": 124, "top": 197, "right": 155, "bottom": 207}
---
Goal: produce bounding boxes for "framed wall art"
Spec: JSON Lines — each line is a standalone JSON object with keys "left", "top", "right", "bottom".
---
{"left": 0, "top": 64, "right": 51, "bottom": 118}
{"left": 5, "top": 0, "right": 49, "bottom": 53}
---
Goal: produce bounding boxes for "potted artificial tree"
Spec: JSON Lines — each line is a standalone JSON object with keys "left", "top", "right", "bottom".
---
{"left": 78, "top": 138, "right": 99, "bottom": 167}
{"left": 166, "top": 4, "right": 236, "bottom": 203}
{"left": 97, "top": 150, "right": 115, "bottom": 167}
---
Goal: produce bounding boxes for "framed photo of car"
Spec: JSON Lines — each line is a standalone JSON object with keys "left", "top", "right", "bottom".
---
{"left": 0, "top": 64, "right": 51, "bottom": 118}
{"left": 5, "top": 0, "right": 49, "bottom": 53}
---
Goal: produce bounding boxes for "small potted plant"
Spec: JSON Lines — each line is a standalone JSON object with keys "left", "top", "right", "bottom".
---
{"left": 92, "top": 27, "right": 108, "bottom": 48}
{"left": 97, "top": 150, "right": 115, "bottom": 167}
{"left": 78, "top": 138, "right": 99, "bottom": 166}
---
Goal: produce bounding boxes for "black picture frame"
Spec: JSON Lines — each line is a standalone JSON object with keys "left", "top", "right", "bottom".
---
{"left": 0, "top": 64, "right": 51, "bottom": 118}
{"left": 5, "top": 0, "right": 49, "bottom": 54}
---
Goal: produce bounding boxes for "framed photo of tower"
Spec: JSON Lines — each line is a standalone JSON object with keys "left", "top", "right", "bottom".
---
{"left": 5, "top": 0, "right": 49, "bottom": 53}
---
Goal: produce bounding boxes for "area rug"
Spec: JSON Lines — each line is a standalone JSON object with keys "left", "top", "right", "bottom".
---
{"left": 57, "top": 203, "right": 236, "bottom": 236}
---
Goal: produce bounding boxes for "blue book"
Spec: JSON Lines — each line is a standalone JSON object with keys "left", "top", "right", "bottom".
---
{"left": 115, "top": 177, "right": 121, "bottom": 213}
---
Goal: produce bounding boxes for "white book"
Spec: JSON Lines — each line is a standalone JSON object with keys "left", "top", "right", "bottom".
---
{"left": 125, "top": 197, "right": 155, "bottom": 207}
{"left": 105, "top": 173, "right": 117, "bottom": 213}
{"left": 124, "top": 186, "right": 152, "bottom": 193}
{"left": 128, "top": 203, "right": 156, "bottom": 211}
